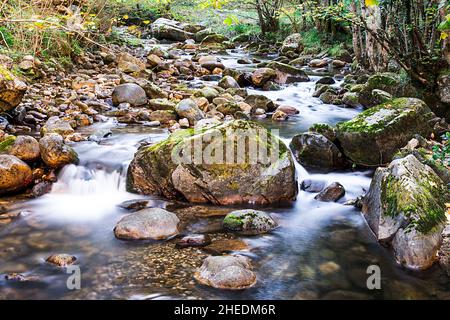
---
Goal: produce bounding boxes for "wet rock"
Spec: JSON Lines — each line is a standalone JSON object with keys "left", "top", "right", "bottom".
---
{"left": 203, "top": 239, "right": 249, "bottom": 255}
{"left": 114, "top": 208, "right": 180, "bottom": 240}
{"left": 174, "top": 99, "right": 205, "bottom": 125}
{"left": 31, "top": 181, "right": 52, "bottom": 197}
{"left": 265, "top": 61, "right": 310, "bottom": 83}
{"left": 290, "top": 133, "right": 347, "bottom": 169}
{"left": 194, "top": 255, "right": 256, "bottom": 289}
{"left": 371, "top": 89, "right": 392, "bottom": 105}
{"left": 300, "top": 179, "right": 326, "bottom": 193}
{"left": 151, "top": 18, "right": 194, "bottom": 42}
{"left": 272, "top": 110, "right": 288, "bottom": 121}
{"left": 244, "top": 94, "right": 276, "bottom": 112}
{"left": 314, "top": 182, "right": 345, "bottom": 202}
{"left": 309, "top": 59, "right": 329, "bottom": 68}
{"left": 281, "top": 33, "right": 304, "bottom": 54}
{"left": 117, "top": 199, "right": 150, "bottom": 211}
{"left": 46, "top": 254, "right": 77, "bottom": 267}
{"left": 336, "top": 98, "right": 435, "bottom": 166}
{"left": 362, "top": 155, "right": 448, "bottom": 270}
{"left": 39, "top": 133, "right": 79, "bottom": 169}
{"left": 223, "top": 209, "right": 278, "bottom": 235}
{"left": 218, "top": 76, "right": 240, "bottom": 89}
{"left": 149, "top": 110, "right": 177, "bottom": 124}
{"left": 308, "top": 123, "right": 337, "bottom": 142}
{"left": 3, "top": 135, "right": 40, "bottom": 162}
{"left": 116, "top": 53, "right": 146, "bottom": 74}
{"left": 88, "top": 128, "right": 112, "bottom": 142}
{"left": 342, "top": 92, "right": 360, "bottom": 108}
{"left": 148, "top": 98, "right": 175, "bottom": 111}
{"left": 198, "top": 56, "right": 225, "bottom": 71}
{"left": 4, "top": 273, "right": 40, "bottom": 282}
{"left": 127, "top": 120, "right": 297, "bottom": 205}
{"left": 251, "top": 68, "right": 277, "bottom": 87}
{"left": 196, "top": 86, "right": 219, "bottom": 102}
{"left": 317, "top": 77, "right": 335, "bottom": 85}
{"left": 0, "top": 66, "right": 27, "bottom": 112}
{"left": 0, "top": 155, "right": 33, "bottom": 194}
{"left": 276, "top": 105, "right": 299, "bottom": 115}
{"left": 35, "top": 111, "right": 65, "bottom": 132}
{"left": 176, "top": 234, "right": 211, "bottom": 248}
{"left": 201, "top": 34, "right": 229, "bottom": 44}
{"left": 112, "top": 83, "right": 147, "bottom": 107}
{"left": 332, "top": 60, "right": 347, "bottom": 68}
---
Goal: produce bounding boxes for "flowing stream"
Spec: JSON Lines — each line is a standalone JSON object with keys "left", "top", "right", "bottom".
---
{"left": 0, "top": 48, "right": 448, "bottom": 300}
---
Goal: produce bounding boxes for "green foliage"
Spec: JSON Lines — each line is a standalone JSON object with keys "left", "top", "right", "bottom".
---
{"left": 0, "top": 27, "right": 14, "bottom": 48}
{"left": 432, "top": 132, "right": 450, "bottom": 167}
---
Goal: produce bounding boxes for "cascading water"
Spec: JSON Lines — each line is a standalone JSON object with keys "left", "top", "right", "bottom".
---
{"left": 0, "top": 47, "right": 447, "bottom": 300}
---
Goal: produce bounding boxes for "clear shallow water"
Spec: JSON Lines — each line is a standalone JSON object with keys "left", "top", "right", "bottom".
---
{"left": 0, "top": 51, "right": 449, "bottom": 300}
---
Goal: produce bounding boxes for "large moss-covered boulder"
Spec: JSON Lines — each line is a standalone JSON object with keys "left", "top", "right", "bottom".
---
{"left": 336, "top": 98, "right": 435, "bottom": 166}
{"left": 0, "top": 66, "right": 27, "bottom": 112}
{"left": 362, "top": 155, "right": 448, "bottom": 270}
{"left": 127, "top": 120, "right": 297, "bottom": 205}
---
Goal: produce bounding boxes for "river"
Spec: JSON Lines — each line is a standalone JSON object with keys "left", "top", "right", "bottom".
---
{"left": 0, "top": 46, "right": 447, "bottom": 300}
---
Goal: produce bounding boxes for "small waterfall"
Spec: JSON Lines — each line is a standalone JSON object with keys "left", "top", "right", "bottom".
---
{"left": 51, "top": 164, "right": 126, "bottom": 195}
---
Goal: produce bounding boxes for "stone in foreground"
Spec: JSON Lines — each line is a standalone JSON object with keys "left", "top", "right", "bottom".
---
{"left": 194, "top": 255, "right": 256, "bottom": 290}
{"left": 336, "top": 98, "right": 434, "bottom": 166}
{"left": 362, "top": 155, "right": 448, "bottom": 270}
{"left": 127, "top": 120, "right": 297, "bottom": 205}
{"left": 46, "top": 254, "right": 77, "bottom": 267}
{"left": 39, "top": 133, "right": 79, "bottom": 169}
{"left": 0, "top": 154, "right": 33, "bottom": 194}
{"left": 114, "top": 208, "right": 180, "bottom": 240}
{"left": 0, "top": 66, "right": 27, "bottom": 112}
{"left": 223, "top": 209, "right": 278, "bottom": 235}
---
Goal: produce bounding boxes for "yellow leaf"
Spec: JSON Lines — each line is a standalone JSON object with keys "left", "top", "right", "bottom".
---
{"left": 123, "top": 15, "right": 129, "bottom": 20}
{"left": 143, "top": 20, "right": 150, "bottom": 25}
{"left": 441, "top": 32, "right": 449, "bottom": 40}
{"left": 365, "top": 0, "right": 379, "bottom": 6}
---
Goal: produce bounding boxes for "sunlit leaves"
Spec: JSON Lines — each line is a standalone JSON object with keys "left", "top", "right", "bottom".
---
{"left": 223, "top": 14, "right": 239, "bottom": 26}
{"left": 365, "top": 0, "right": 379, "bottom": 7}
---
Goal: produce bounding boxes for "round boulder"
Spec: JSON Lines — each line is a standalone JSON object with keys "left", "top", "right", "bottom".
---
{"left": 8, "top": 135, "right": 40, "bottom": 162}
{"left": 114, "top": 208, "right": 180, "bottom": 240}
{"left": 112, "top": 83, "right": 148, "bottom": 107}
{"left": 39, "top": 133, "right": 79, "bottom": 169}
{"left": 194, "top": 255, "right": 257, "bottom": 290}
{"left": 0, "top": 154, "right": 33, "bottom": 194}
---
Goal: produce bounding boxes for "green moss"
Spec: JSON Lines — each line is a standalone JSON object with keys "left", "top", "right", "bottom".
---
{"left": 223, "top": 213, "right": 244, "bottom": 231}
{"left": 381, "top": 167, "right": 447, "bottom": 235}
{"left": 0, "top": 135, "right": 16, "bottom": 153}
{"left": 0, "top": 65, "right": 14, "bottom": 81}
{"left": 336, "top": 98, "right": 421, "bottom": 134}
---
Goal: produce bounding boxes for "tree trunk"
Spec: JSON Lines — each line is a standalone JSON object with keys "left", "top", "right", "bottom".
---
{"left": 363, "top": 2, "right": 388, "bottom": 71}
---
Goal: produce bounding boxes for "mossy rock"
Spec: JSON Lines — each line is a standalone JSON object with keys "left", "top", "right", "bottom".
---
{"left": 223, "top": 209, "right": 278, "bottom": 235}
{"left": 362, "top": 155, "right": 448, "bottom": 270}
{"left": 127, "top": 120, "right": 297, "bottom": 205}
{"left": 336, "top": 98, "right": 435, "bottom": 166}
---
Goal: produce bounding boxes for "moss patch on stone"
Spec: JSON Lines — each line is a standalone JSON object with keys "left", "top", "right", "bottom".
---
{"left": 380, "top": 162, "right": 448, "bottom": 235}
{"left": 0, "top": 135, "right": 16, "bottom": 153}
